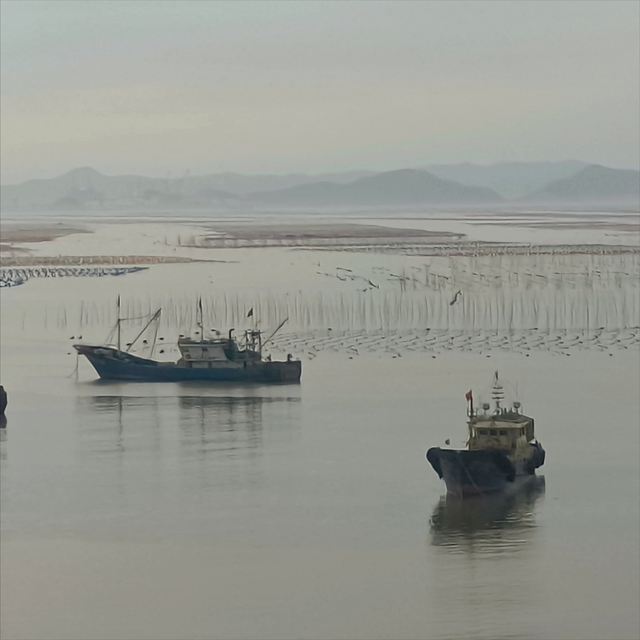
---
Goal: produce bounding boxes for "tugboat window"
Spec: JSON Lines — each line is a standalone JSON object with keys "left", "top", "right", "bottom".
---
{"left": 479, "top": 429, "right": 489, "bottom": 435}
{"left": 490, "top": 429, "right": 498, "bottom": 436}
{"left": 499, "top": 429, "right": 508, "bottom": 436}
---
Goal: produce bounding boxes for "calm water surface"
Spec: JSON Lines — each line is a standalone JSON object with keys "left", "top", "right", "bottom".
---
{"left": 1, "top": 340, "right": 639, "bottom": 639}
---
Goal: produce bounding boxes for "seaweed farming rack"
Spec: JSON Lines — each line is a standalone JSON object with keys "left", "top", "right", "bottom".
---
{"left": 0, "top": 266, "right": 147, "bottom": 287}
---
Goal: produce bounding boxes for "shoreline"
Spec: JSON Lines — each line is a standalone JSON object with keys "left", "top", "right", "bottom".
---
{"left": 1, "top": 214, "right": 638, "bottom": 265}
{"left": 2, "top": 243, "right": 639, "bottom": 268}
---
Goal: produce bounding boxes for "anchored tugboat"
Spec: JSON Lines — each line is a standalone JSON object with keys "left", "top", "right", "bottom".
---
{"left": 426, "top": 372, "right": 545, "bottom": 497}
{"left": 74, "top": 303, "right": 301, "bottom": 384}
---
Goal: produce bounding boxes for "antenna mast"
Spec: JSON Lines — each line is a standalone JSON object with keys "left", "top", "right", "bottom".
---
{"left": 492, "top": 370, "right": 505, "bottom": 411}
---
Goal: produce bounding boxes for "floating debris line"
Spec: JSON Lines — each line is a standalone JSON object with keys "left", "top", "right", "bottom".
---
{"left": 62, "top": 327, "right": 640, "bottom": 360}
{"left": 302, "top": 243, "right": 640, "bottom": 257}
{"left": 264, "top": 328, "right": 639, "bottom": 358}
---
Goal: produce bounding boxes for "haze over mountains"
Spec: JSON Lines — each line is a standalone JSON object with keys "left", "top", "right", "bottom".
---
{"left": 1, "top": 162, "right": 638, "bottom": 213}
{"left": 423, "top": 161, "right": 589, "bottom": 199}
{"left": 525, "top": 165, "right": 640, "bottom": 203}
{"left": 247, "top": 170, "right": 502, "bottom": 207}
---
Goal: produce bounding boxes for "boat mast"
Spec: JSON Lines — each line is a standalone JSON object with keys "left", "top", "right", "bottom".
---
{"left": 261, "top": 317, "right": 289, "bottom": 350}
{"left": 117, "top": 294, "right": 121, "bottom": 351}
{"left": 125, "top": 309, "right": 161, "bottom": 353}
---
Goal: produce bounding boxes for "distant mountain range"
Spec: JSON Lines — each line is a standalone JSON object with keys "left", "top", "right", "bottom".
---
{"left": 247, "top": 169, "right": 502, "bottom": 207}
{"left": 423, "top": 160, "right": 589, "bottom": 199}
{"left": 1, "top": 162, "right": 637, "bottom": 212}
{"left": 184, "top": 170, "right": 378, "bottom": 195}
{"left": 522, "top": 165, "right": 640, "bottom": 203}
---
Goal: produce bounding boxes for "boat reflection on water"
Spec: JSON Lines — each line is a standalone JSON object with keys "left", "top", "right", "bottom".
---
{"left": 0, "top": 419, "right": 6, "bottom": 461}
{"left": 430, "top": 475, "right": 546, "bottom": 552}
{"left": 75, "top": 393, "right": 301, "bottom": 499}
{"left": 79, "top": 392, "right": 301, "bottom": 458}
{"left": 177, "top": 395, "right": 300, "bottom": 455}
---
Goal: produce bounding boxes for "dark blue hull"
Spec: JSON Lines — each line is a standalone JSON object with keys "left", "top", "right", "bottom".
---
{"left": 75, "top": 345, "right": 301, "bottom": 384}
{"left": 426, "top": 445, "right": 545, "bottom": 497}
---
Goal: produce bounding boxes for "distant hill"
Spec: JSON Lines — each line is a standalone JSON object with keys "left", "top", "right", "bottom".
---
{"left": 0, "top": 167, "right": 242, "bottom": 211}
{"left": 524, "top": 165, "right": 640, "bottom": 203}
{"left": 423, "top": 161, "right": 588, "bottom": 198}
{"left": 0, "top": 167, "right": 377, "bottom": 211}
{"left": 189, "top": 170, "right": 377, "bottom": 195}
{"left": 247, "top": 169, "right": 503, "bottom": 208}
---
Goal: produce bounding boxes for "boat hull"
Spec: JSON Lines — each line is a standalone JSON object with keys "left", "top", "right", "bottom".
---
{"left": 75, "top": 345, "right": 301, "bottom": 384}
{"left": 426, "top": 445, "right": 545, "bottom": 497}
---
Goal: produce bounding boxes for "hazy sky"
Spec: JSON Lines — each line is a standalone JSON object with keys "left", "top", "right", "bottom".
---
{"left": 1, "top": 0, "right": 639, "bottom": 183}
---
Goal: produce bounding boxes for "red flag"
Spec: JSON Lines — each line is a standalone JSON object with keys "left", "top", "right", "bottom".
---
{"left": 247, "top": 308, "right": 253, "bottom": 318}
{"left": 465, "top": 390, "right": 473, "bottom": 402}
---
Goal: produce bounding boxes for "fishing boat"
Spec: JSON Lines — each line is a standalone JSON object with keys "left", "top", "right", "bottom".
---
{"left": 0, "top": 385, "right": 7, "bottom": 415}
{"left": 74, "top": 301, "right": 301, "bottom": 384}
{"left": 426, "top": 372, "right": 545, "bottom": 497}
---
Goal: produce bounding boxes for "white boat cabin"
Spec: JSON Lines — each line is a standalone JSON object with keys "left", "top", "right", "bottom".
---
{"left": 177, "top": 338, "right": 236, "bottom": 368}
{"left": 176, "top": 334, "right": 262, "bottom": 368}
{"left": 466, "top": 372, "right": 536, "bottom": 461}
{"left": 468, "top": 411, "right": 535, "bottom": 460}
